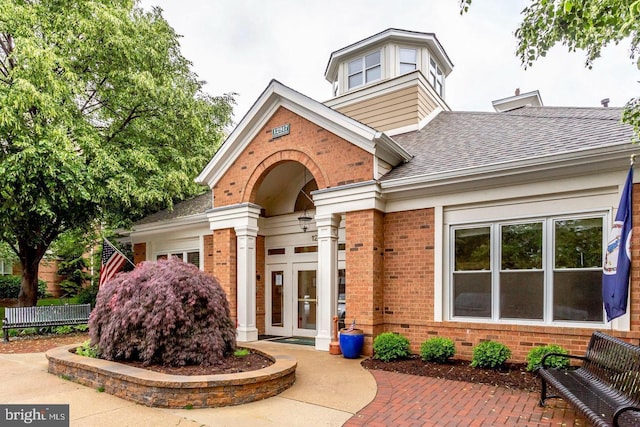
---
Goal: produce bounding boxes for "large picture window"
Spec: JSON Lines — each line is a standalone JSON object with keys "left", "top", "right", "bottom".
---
{"left": 156, "top": 250, "right": 200, "bottom": 268}
{"left": 451, "top": 214, "right": 605, "bottom": 324}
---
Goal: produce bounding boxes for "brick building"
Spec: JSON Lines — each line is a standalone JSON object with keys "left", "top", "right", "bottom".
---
{"left": 125, "top": 29, "right": 639, "bottom": 361}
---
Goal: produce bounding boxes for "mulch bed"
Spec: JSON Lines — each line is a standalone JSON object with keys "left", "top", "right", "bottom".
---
{"left": 361, "top": 355, "right": 541, "bottom": 392}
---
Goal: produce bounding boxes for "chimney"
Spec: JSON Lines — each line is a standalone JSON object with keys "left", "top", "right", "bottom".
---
{"left": 601, "top": 98, "right": 610, "bottom": 107}
{"left": 515, "top": 88, "right": 520, "bottom": 96}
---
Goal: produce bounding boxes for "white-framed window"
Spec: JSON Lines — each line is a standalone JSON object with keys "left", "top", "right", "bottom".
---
{"left": 429, "top": 57, "right": 444, "bottom": 96}
{"left": 451, "top": 214, "right": 605, "bottom": 324}
{"left": 156, "top": 250, "right": 200, "bottom": 268}
{"left": 399, "top": 48, "right": 417, "bottom": 74}
{"left": 0, "top": 259, "right": 12, "bottom": 275}
{"left": 348, "top": 50, "right": 381, "bottom": 90}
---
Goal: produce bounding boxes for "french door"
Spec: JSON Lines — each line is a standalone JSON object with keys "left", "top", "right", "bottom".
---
{"left": 266, "top": 262, "right": 317, "bottom": 337}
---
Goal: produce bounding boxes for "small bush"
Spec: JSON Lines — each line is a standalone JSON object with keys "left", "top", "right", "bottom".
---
{"left": 234, "top": 348, "right": 250, "bottom": 357}
{"left": 526, "top": 344, "right": 570, "bottom": 372}
{"left": 89, "top": 258, "right": 236, "bottom": 367}
{"left": 76, "top": 340, "right": 99, "bottom": 358}
{"left": 53, "top": 325, "right": 74, "bottom": 335}
{"left": 77, "top": 284, "right": 99, "bottom": 307}
{"left": 420, "top": 336, "right": 456, "bottom": 363}
{"left": 0, "top": 276, "right": 48, "bottom": 299}
{"left": 471, "top": 341, "right": 511, "bottom": 369}
{"left": 373, "top": 332, "right": 411, "bottom": 362}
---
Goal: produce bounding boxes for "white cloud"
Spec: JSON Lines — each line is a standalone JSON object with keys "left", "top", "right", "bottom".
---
{"left": 140, "top": 0, "right": 639, "bottom": 121}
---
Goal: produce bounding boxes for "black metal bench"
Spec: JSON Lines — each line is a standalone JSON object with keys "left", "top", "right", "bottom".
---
{"left": 2, "top": 303, "right": 91, "bottom": 342}
{"left": 538, "top": 331, "right": 640, "bottom": 427}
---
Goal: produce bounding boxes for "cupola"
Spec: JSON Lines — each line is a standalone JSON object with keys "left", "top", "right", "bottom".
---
{"left": 323, "top": 29, "right": 454, "bottom": 135}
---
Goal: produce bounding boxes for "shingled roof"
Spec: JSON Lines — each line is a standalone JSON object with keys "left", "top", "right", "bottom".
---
{"left": 135, "top": 190, "right": 212, "bottom": 225}
{"left": 384, "top": 106, "right": 635, "bottom": 181}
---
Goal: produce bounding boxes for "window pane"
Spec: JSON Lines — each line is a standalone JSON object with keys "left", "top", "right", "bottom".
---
{"left": 453, "top": 272, "right": 491, "bottom": 317}
{"left": 500, "top": 271, "right": 543, "bottom": 319}
{"left": 400, "top": 48, "right": 416, "bottom": 63}
{"left": 555, "top": 218, "right": 602, "bottom": 268}
{"left": 554, "top": 270, "right": 603, "bottom": 321}
{"left": 348, "top": 72, "right": 362, "bottom": 89}
{"left": 365, "top": 66, "right": 380, "bottom": 82}
{"left": 501, "top": 223, "right": 542, "bottom": 269}
{"left": 454, "top": 227, "right": 490, "bottom": 271}
{"left": 365, "top": 51, "right": 380, "bottom": 68}
{"left": 156, "top": 254, "right": 167, "bottom": 260}
{"left": 348, "top": 58, "right": 362, "bottom": 74}
{"left": 187, "top": 251, "right": 199, "bottom": 267}
{"left": 271, "top": 271, "right": 284, "bottom": 327}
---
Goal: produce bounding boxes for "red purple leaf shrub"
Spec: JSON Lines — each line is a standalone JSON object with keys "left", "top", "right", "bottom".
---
{"left": 89, "top": 257, "right": 236, "bottom": 367}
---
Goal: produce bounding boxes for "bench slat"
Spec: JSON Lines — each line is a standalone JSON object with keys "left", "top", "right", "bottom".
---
{"left": 2, "top": 303, "right": 91, "bottom": 342}
{"left": 539, "top": 331, "right": 640, "bottom": 427}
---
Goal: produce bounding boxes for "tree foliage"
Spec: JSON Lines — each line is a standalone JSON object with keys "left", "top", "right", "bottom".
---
{"left": 89, "top": 257, "right": 236, "bottom": 367}
{"left": 0, "top": 1, "right": 234, "bottom": 305}
{"left": 460, "top": 0, "right": 640, "bottom": 138}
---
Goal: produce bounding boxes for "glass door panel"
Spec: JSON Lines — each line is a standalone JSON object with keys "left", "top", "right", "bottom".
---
{"left": 293, "top": 263, "right": 317, "bottom": 337}
{"left": 271, "top": 270, "right": 284, "bottom": 327}
{"left": 266, "top": 264, "right": 290, "bottom": 336}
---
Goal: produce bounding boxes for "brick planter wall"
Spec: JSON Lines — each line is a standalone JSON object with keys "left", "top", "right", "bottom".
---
{"left": 46, "top": 344, "right": 296, "bottom": 408}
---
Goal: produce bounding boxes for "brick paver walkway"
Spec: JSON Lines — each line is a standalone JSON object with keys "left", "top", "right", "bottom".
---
{"left": 344, "top": 370, "right": 588, "bottom": 427}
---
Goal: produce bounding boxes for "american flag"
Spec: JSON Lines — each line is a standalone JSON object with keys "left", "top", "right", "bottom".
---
{"left": 99, "top": 239, "right": 127, "bottom": 286}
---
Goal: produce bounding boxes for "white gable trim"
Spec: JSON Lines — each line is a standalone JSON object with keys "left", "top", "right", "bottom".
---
{"left": 195, "top": 80, "right": 411, "bottom": 189}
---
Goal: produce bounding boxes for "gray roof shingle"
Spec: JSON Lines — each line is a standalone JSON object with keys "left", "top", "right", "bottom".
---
{"left": 135, "top": 190, "right": 212, "bottom": 225}
{"left": 385, "top": 106, "right": 635, "bottom": 181}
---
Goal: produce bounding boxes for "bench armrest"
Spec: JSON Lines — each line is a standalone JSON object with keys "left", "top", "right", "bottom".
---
{"left": 613, "top": 405, "right": 640, "bottom": 426}
{"left": 541, "top": 352, "right": 587, "bottom": 368}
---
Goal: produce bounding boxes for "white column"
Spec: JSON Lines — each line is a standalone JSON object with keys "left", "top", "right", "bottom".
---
{"left": 207, "top": 203, "right": 261, "bottom": 343}
{"left": 235, "top": 221, "right": 259, "bottom": 342}
{"left": 315, "top": 213, "right": 340, "bottom": 351}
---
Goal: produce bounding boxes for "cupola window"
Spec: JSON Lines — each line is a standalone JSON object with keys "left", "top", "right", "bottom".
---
{"left": 348, "top": 50, "right": 381, "bottom": 89}
{"left": 399, "top": 48, "right": 417, "bottom": 74}
{"left": 429, "top": 57, "right": 444, "bottom": 96}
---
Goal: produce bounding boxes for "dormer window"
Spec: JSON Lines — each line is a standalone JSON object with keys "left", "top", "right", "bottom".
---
{"left": 399, "top": 48, "right": 417, "bottom": 74}
{"left": 348, "top": 50, "right": 381, "bottom": 90}
{"left": 429, "top": 57, "right": 444, "bottom": 96}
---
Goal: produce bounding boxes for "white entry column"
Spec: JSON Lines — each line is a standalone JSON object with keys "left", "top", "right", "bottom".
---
{"left": 315, "top": 213, "right": 340, "bottom": 351}
{"left": 207, "top": 203, "right": 261, "bottom": 342}
{"left": 235, "top": 221, "right": 259, "bottom": 342}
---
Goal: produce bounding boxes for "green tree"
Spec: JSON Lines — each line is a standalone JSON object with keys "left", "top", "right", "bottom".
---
{"left": 0, "top": 1, "right": 234, "bottom": 306}
{"left": 460, "top": 0, "right": 640, "bottom": 137}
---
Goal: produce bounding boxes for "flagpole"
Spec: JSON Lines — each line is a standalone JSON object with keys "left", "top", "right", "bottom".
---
{"left": 103, "top": 237, "right": 136, "bottom": 268}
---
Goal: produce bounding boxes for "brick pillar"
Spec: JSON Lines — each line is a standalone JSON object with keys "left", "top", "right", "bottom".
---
{"left": 213, "top": 228, "right": 237, "bottom": 325}
{"left": 133, "top": 243, "right": 146, "bottom": 265}
{"left": 346, "top": 209, "right": 384, "bottom": 355}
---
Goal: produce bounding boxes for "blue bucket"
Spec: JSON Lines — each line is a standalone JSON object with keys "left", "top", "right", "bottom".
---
{"left": 339, "top": 329, "right": 364, "bottom": 358}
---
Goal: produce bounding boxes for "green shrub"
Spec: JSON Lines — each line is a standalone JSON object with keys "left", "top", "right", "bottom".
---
{"left": 53, "top": 325, "right": 74, "bottom": 335}
{"left": 373, "top": 332, "right": 411, "bottom": 362}
{"left": 420, "top": 336, "right": 456, "bottom": 363}
{"left": 90, "top": 258, "right": 236, "bottom": 367}
{"left": 76, "top": 340, "right": 99, "bottom": 358}
{"left": 526, "top": 344, "right": 570, "bottom": 371}
{"left": 0, "top": 276, "right": 48, "bottom": 299}
{"left": 234, "top": 348, "right": 250, "bottom": 357}
{"left": 471, "top": 341, "right": 511, "bottom": 369}
{"left": 77, "top": 284, "right": 99, "bottom": 307}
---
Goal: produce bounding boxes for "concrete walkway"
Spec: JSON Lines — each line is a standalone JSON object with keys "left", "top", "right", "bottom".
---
{"left": 0, "top": 341, "right": 587, "bottom": 426}
{"left": 0, "top": 341, "right": 376, "bottom": 427}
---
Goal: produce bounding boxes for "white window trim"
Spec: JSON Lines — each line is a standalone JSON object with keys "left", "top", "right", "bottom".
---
{"left": 398, "top": 46, "right": 418, "bottom": 75}
{"left": 347, "top": 49, "right": 382, "bottom": 90}
{"left": 0, "top": 259, "right": 12, "bottom": 275}
{"left": 428, "top": 56, "right": 444, "bottom": 97}
{"left": 154, "top": 249, "right": 201, "bottom": 268}
{"left": 448, "top": 211, "right": 609, "bottom": 328}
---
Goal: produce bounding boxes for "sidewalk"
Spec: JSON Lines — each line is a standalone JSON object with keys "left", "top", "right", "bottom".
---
{"left": 0, "top": 340, "right": 586, "bottom": 426}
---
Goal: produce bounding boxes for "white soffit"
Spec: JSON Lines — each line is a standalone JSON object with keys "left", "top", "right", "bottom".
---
{"left": 195, "top": 80, "right": 411, "bottom": 188}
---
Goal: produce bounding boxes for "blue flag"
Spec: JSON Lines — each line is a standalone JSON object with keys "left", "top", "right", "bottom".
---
{"left": 603, "top": 167, "right": 634, "bottom": 322}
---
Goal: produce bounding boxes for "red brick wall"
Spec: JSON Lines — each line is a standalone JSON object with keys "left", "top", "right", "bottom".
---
{"left": 133, "top": 243, "right": 146, "bottom": 265}
{"left": 345, "top": 209, "right": 385, "bottom": 355}
{"left": 382, "top": 209, "right": 435, "bottom": 347}
{"left": 214, "top": 107, "right": 373, "bottom": 207}
{"left": 630, "top": 184, "right": 640, "bottom": 331}
{"left": 256, "top": 235, "right": 265, "bottom": 335}
{"left": 213, "top": 229, "right": 237, "bottom": 323}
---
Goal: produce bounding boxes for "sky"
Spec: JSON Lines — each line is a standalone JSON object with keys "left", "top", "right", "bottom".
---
{"left": 138, "top": 0, "right": 639, "bottom": 125}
